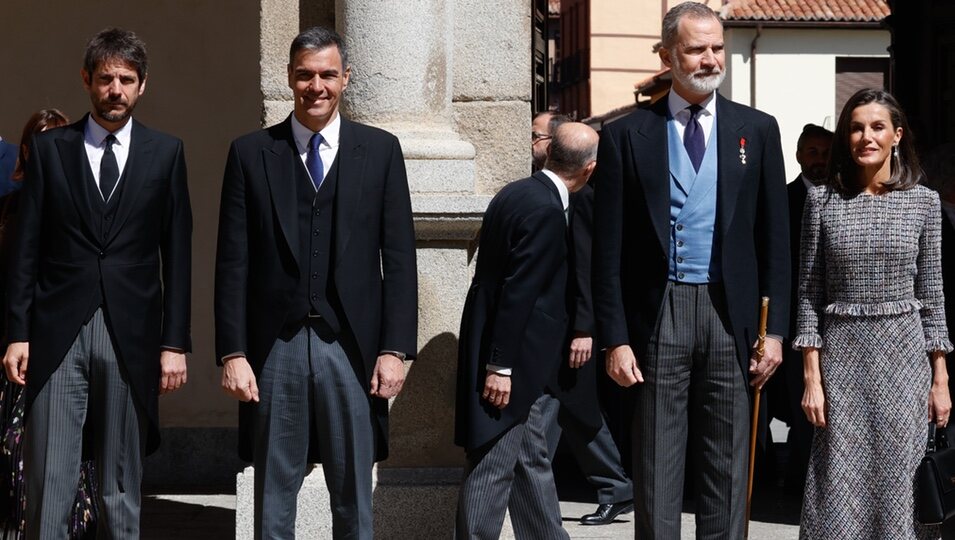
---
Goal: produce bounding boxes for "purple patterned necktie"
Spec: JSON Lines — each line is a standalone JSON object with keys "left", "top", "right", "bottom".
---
{"left": 683, "top": 104, "right": 705, "bottom": 173}
{"left": 306, "top": 132, "right": 325, "bottom": 190}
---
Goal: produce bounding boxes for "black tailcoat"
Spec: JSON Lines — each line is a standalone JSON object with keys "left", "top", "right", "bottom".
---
{"left": 455, "top": 172, "right": 569, "bottom": 451}
{"left": 592, "top": 94, "right": 790, "bottom": 377}
{"left": 215, "top": 115, "right": 417, "bottom": 462}
{"left": 7, "top": 118, "right": 192, "bottom": 454}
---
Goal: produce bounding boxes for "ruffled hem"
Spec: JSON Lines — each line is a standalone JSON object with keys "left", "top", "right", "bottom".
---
{"left": 792, "top": 334, "right": 823, "bottom": 350}
{"left": 926, "top": 337, "right": 955, "bottom": 354}
{"left": 823, "top": 299, "right": 923, "bottom": 317}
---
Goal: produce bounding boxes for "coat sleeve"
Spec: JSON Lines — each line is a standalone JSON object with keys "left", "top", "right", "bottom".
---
{"left": 793, "top": 187, "right": 825, "bottom": 349}
{"left": 377, "top": 136, "right": 418, "bottom": 359}
{"left": 214, "top": 142, "right": 250, "bottom": 364}
{"left": 6, "top": 135, "right": 45, "bottom": 342}
{"left": 571, "top": 188, "right": 594, "bottom": 335}
{"left": 160, "top": 140, "right": 192, "bottom": 352}
{"left": 915, "top": 191, "right": 953, "bottom": 353}
{"left": 592, "top": 124, "right": 630, "bottom": 348}
{"left": 487, "top": 206, "right": 567, "bottom": 370}
{"left": 755, "top": 117, "right": 791, "bottom": 338}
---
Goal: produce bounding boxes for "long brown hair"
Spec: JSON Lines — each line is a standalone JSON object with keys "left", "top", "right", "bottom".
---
{"left": 828, "top": 88, "right": 921, "bottom": 195}
{"left": 12, "top": 109, "right": 70, "bottom": 181}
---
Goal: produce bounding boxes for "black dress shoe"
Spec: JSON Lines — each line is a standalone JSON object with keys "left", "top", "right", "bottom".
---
{"left": 579, "top": 500, "right": 635, "bottom": 525}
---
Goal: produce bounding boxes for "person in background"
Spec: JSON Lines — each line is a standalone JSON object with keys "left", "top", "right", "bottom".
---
{"left": 0, "top": 138, "right": 15, "bottom": 198}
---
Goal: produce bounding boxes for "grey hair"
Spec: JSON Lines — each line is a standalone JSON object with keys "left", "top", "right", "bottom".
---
{"left": 661, "top": 2, "right": 721, "bottom": 49}
{"left": 546, "top": 124, "right": 598, "bottom": 175}
{"left": 290, "top": 26, "right": 349, "bottom": 68}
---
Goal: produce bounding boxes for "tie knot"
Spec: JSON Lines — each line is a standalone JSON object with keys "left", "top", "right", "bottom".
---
{"left": 687, "top": 104, "right": 703, "bottom": 119}
{"left": 309, "top": 132, "right": 324, "bottom": 151}
{"left": 104, "top": 134, "right": 117, "bottom": 150}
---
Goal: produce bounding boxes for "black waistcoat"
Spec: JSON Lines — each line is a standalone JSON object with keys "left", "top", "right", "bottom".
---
{"left": 286, "top": 155, "right": 342, "bottom": 332}
{"left": 83, "top": 168, "right": 129, "bottom": 321}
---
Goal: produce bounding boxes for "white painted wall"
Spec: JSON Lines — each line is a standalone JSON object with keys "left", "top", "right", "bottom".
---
{"left": 721, "top": 28, "right": 890, "bottom": 181}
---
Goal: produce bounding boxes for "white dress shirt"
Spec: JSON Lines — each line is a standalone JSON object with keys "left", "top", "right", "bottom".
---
{"left": 290, "top": 112, "right": 341, "bottom": 187}
{"left": 667, "top": 90, "right": 717, "bottom": 148}
{"left": 84, "top": 116, "right": 133, "bottom": 201}
{"left": 487, "top": 169, "right": 570, "bottom": 376}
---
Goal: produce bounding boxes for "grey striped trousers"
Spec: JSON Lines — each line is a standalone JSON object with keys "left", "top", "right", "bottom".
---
{"left": 632, "top": 282, "right": 749, "bottom": 540}
{"left": 456, "top": 395, "right": 569, "bottom": 540}
{"left": 25, "top": 308, "right": 147, "bottom": 540}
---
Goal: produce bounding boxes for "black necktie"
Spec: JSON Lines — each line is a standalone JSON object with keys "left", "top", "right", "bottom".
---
{"left": 100, "top": 134, "right": 119, "bottom": 200}
{"left": 683, "top": 104, "right": 705, "bottom": 173}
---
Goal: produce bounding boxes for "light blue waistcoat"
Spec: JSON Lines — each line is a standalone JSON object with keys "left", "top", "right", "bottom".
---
{"left": 666, "top": 117, "right": 721, "bottom": 283}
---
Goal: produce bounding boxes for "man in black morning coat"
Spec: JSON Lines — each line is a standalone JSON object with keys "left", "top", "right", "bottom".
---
{"left": 214, "top": 26, "right": 416, "bottom": 539}
{"left": 3, "top": 28, "right": 191, "bottom": 538}
{"left": 455, "top": 122, "right": 599, "bottom": 539}
{"left": 592, "top": 3, "right": 789, "bottom": 538}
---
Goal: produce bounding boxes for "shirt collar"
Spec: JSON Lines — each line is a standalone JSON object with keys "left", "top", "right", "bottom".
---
{"left": 799, "top": 174, "right": 817, "bottom": 190}
{"left": 540, "top": 168, "right": 570, "bottom": 211}
{"left": 291, "top": 112, "right": 342, "bottom": 152}
{"left": 667, "top": 90, "right": 716, "bottom": 120}
{"left": 85, "top": 115, "right": 133, "bottom": 147}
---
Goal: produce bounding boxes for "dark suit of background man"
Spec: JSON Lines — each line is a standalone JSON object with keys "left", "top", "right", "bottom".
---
{"left": 769, "top": 124, "right": 831, "bottom": 493}
{"left": 592, "top": 3, "right": 789, "bottom": 538}
{"left": 455, "top": 122, "right": 598, "bottom": 539}
{"left": 3, "top": 28, "right": 192, "bottom": 539}
{"left": 215, "top": 26, "right": 417, "bottom": 540}
{"left": 530, "top": 111, "right": 635, "bottom": 526}
{"left": 0, "top": 139, "right": 17, "bottom": 198}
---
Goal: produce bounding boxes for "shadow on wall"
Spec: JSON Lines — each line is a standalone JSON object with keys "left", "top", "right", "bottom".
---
{"left": 372, "top": 331, "right": 465, "bottom": 538}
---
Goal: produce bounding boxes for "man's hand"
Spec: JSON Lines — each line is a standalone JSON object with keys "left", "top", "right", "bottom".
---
{"left": 221, "top": 356, "right": 259, "bottom": 402}
{"left": 159, "top": 350, "right": 187, "bottom": 395}
{"left": 568, "top": 333, "right": 593, "bottom": 369}
{"left": 606, "top": 344, "right": 643, "bottom": 387}
{"left": 370, "top": 353, "right": 407, "bottom": 399}
{"left": 482, "top": 372, "right": 511, "bottom": 409}
{"left": 3, "top": 342, "right": 29, "bottom": 386}
{"left": 749, "top": 337, "right": 782, "bottom": 389}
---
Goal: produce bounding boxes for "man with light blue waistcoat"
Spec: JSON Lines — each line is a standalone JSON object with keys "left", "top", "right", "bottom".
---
{"left": 591, "top": 2, "right": 790, "bottom": 538}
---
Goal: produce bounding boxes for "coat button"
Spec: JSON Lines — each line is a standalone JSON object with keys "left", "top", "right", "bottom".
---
{"left": 676, "top": 224, "right": 684, "bottom": 231}
{"left": 310, "top": 293, "right": 318, "bottom": 300}
{"left": 677, "top": 240, "right": 684, "bottom": 247}
{"left": 677, "top": 256, "right": 684, "bottom": 263}
{"left": 678, "top": 272, "right": 685, "bottom": 279}
{"left": 311, "top": 273, "right": 318, "bottom": 280}
{"left": 99, "top": 251, "right": 105, "bottom": 259}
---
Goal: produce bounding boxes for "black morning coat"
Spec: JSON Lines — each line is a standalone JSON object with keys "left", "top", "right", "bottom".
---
{"left": 6, "top": 117, "right": 192, "bottom": 454}
{"left": 214, "top": 115, "right": 417, "bottom": 463}
{"left": 548, "top": 184, "right": 603, "bottom": 433}
{"left": 455, "top": 172, "right": 570, "bottom": 451}
{"left": 592, "top": 93, "right": 790, "bottom": 379}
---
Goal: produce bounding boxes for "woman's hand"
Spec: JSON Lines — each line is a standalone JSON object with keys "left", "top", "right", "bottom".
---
{"left": 929, "top": 381, "right": 952, "bottom": 428}
{"left": 802, "top": 379, "right": 827, "bottom": 428}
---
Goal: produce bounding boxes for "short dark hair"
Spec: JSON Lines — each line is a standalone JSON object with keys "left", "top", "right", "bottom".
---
{"left": 83, "top": 28, "right": 148, "bottom": 82}
{"left": 828, "top": 88, "right": 921, "bottom": 195}
{"left": 796, "top": 123, "right": 833, "bottom": 152}
{"left": 661, "top": 2, "right": 720, "bottom": 50}
{"left": 290, "top": 26, "right": 348, "bottom": 68}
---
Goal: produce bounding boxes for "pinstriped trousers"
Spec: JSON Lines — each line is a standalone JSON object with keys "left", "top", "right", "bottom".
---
{"left": 456, "top": 395, "right": 570, "bottom": 540}
{"left": 253, "top": 323, "right": 374, "bottom": 540}
{"left": 25, "top": 308, "right": 147, "bottom": 540}
{"left": 632, "top": 282, "right": 749, "bottom": 540}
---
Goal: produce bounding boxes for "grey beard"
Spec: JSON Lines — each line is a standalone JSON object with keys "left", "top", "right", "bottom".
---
{"left": 672, "top": 67, "right": 725, "bottom": 95}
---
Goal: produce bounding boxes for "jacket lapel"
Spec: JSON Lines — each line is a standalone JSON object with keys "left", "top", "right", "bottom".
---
{"left": 105, "top": 120, "right": 155, "bottom": 246}
{"left": 334, "top": 118, "right": 367, "bottom": 268}
{"left": 632, "top": 98, "right": 670, "bottom": 254}
{"left": 56, "top": 119, "right": 98, "bottom": 242}
{"left": 263, "top": 117, "right": 300, "bottom": 272}
{"left": 715, "top": 95, "right": 747, "bottom": 239}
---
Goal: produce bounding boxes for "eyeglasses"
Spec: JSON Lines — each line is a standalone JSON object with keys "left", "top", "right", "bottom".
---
{"left": 532, "top": 132, "right": 552, "bottom": 142}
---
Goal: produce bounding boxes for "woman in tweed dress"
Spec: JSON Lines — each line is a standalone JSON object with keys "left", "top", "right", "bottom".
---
{"left": 795, "top": 88, "right": 953, "bottom": 539}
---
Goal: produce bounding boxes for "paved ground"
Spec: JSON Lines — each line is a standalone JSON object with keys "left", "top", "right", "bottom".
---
{"left": 141, "top": 494, "right": 801, "bottom": 539}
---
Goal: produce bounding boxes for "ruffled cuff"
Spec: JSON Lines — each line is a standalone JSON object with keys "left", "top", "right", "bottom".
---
{"left": 792, "top": 334, "right": 823, "bottom": 350}
{"left": 926, "top": 336, "right": 954, "bottom": 354}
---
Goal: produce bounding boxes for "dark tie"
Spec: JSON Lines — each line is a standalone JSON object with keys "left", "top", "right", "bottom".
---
{"left": 683, "top": 104, "right": 705, "bottom": 173}
{"left": 306, "top": 132, "right": 325, "bottom": 191}
{"left": 100, "top": 134, "right": 119, "bottom": 200}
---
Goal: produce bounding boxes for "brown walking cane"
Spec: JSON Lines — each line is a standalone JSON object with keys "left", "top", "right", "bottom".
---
{"left": 744, "top": 296, "right": 770, "bottom": 540}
